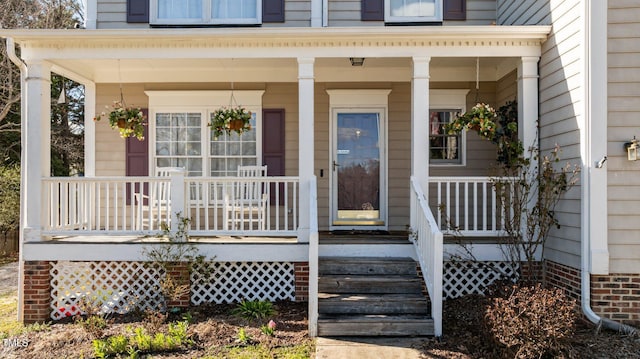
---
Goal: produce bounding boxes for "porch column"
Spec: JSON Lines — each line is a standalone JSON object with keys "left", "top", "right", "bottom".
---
{"left": 411, "top": 57, "right": 431, "bottom": 194}
{"left": 23, "top": 60, "right": 52, "bottom": 242}
{"left": 518, "top": 57, "right": 540, "bottom": 155}
{"left": 298, "top": 58, "right": 315, "bottom": 243}
{"left": 84, "top": 82, "right": 96, "bottom": 176}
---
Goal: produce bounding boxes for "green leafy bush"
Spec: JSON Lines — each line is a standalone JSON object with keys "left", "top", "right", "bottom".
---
{"left": 484, "top": 283, "right": 578, "bottom": 358}
{"left": 231, "top": 300, "right": 275, "bottom": 320}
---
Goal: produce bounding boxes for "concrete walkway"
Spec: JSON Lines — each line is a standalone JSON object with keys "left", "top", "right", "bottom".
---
{"left": 315, "top": 337, "right": 425, "bottom": 359}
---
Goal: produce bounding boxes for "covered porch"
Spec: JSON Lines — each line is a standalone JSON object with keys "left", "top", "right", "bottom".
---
{"left": 7, "top": 25, "right": 550, "bottom": 335}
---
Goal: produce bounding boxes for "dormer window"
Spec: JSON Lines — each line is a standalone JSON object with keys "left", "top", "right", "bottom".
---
{"left": 385, "top": 0, "right": 442, "bottom": 22}
{"left": 150, "top": 0, "right": 262, "bottom": 25}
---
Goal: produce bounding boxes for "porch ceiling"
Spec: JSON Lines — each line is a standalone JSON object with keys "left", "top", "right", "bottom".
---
{"left": 47, "top": 57, "right": 517, "bottom": 83}
{"left": 2, "top": 26, "right": 549, "bottom": 83}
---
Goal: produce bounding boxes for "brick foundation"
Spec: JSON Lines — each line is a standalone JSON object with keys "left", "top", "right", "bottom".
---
{"left": 294, "top": 262, "right": 309, "bottom": 302}
{"left": 23, "top": 261, "right": 52, "bottom": 324}
{"left": 545, "top": 260, "right": 640, "bottom": 327}
{"left": 164, "top": 262, "right": 191, "bottom": 308}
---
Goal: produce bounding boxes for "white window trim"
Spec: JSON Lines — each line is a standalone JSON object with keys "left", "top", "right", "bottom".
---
{"left": 385, "top": 0, "right": 443, "bottom": 23}
{"left": 429, "top": 89, "right": 469, "bottom": 167}
{"left": 145, "top": 90, "right": 265, "bottom": 176}
{"left": 149, "top": 0, "right": 262, "bottom": 26}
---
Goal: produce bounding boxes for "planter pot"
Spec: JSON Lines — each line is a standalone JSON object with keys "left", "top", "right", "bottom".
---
{"left": 117, "top": 119, "right": 127, "bottom": 129}
{"left": 228, "top": 119, "right": 245, "bottom": 131}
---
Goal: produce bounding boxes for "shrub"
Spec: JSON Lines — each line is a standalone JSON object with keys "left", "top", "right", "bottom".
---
{"left": 484, "top": 283, "right": 578, "bottom": 358}
{"left": 231, "top": 300, "right": 275, "bottom": 320}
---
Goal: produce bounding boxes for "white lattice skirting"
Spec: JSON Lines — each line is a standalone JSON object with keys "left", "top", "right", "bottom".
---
{"left": 50, "top": 261, "right": 296, "bottom": 320}
{"left": 50, "top": 261, "right": 166, "bottom": 320}
{"left": 443, "top": 261, "right": 519, "bottom": 299}
{"left": 191, "top": 262, "right": 295, "bottom": 305}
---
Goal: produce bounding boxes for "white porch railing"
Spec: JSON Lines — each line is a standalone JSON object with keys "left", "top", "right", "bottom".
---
{"left": 410, "top": 176, "right": 443, "bottom": 337}
{"left": 429, "top": 176, "right": 515, "bottom": 236}
{"left": 185, "top": 176, "right": 299, "bottom": 236}
{"left": 42, "top": 176, "right": 299, "bottom": 236}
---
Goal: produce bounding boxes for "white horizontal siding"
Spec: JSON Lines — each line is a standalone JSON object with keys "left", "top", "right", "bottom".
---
{"left": 534, "top": 0, "right": 583, "bottom": 269}
{"left": 607, "top": 0, "right": 640, "bottom": 274}
{"left": 96, "top": 0, "right": 311, "bottom": 29}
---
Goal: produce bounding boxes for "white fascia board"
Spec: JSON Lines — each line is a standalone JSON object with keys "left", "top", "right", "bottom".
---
{"left": 23, "top": 242, "right": 309, "bottom": 262}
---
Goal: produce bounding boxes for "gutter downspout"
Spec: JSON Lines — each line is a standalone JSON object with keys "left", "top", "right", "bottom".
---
{"left": 582, "top": 0, "right": 637, "bottom": 336}
{"left": 6, "top": 37, "right": 27, "bottom": 322}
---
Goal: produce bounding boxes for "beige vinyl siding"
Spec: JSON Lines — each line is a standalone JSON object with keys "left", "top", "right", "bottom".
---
{"left": 607, "top": 1, "right": 640, "bottom": 273}
{"left": 496, "top": 0, "right": 551, "bottom": 25}
{"left": 536, "top": 0, "right": 582, "bottom": 268}
{"left": 328, "top": 0, "right": 497, "bottom": 27}
{"left": 96, "top": 0, "right": 311, "bottom": 29}
{"left": 496, "top": 70, "right": 516, "bottom": 107}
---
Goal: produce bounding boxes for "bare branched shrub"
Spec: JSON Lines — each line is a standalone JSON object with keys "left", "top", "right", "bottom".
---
{"left": 484, "top": 283, "right": 578, "bottom": 358}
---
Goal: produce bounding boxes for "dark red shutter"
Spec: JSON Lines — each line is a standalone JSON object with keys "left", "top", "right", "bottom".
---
{"left": 126, "top": 109, "right": 149, "bottom": 204}
{"left": 443, "top": 0, "right": 466, "bottom": 20}
{"left": 127, "top": 0, "right": 149, "bottom": 23}
{"left": 263, "top": 0, "right": 285, "bottom": 22}
{"left": 263, "top": 109, "right": 285, "bottom": 204}
{"left": 361, "top": 0, "right": 384, "bottom": 21}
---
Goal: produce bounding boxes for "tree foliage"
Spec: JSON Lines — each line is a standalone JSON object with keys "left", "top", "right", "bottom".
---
{"left": 0, "top": 0, "right": 84, "bottom": 168}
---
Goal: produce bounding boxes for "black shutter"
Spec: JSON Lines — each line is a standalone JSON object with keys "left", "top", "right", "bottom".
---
{"left": 127, "top": 0, "right": 149, "bottom": 23}
{"left": 263, "top": 0, "right": 285, "bottom": 22}
{"left": 443, "top": 0, "right": 466, "bottom": 20}
{"left": 126, "top": 109, "right": 149, "bottom": 204}
{"left": 362, "top": 0, "right": 384, "bottom": 21}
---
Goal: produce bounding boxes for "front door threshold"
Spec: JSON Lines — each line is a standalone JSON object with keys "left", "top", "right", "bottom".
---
{"left": 332, "top": 220, "right": 385, "bottom": 226}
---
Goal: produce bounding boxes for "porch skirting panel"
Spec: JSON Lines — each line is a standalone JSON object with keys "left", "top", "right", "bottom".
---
{"left": 32, "top": 260, "right": 306, "bottom": 322}
{"left": 443, "top": 261, "right": 519, "bottom": 299}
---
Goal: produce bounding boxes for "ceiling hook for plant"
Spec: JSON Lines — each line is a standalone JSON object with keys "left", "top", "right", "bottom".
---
{"left": 475, "top": 57, "right": 480, "bottom": 103}
{"left": 118, "top": 59, "right": 126, "bottom": 107}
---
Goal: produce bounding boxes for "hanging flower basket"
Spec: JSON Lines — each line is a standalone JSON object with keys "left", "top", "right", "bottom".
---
{"left": 209, "top": 106, "right": 252, "bottom": 138}
{"left": 445, "top": 103, "right": 498, "bottom": 141}
{"left": 95, "top": 101, "right": 147, "bottom": 140}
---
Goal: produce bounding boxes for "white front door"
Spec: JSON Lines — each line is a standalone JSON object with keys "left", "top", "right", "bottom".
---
{"left": 330, "top": 109, "right": 387, "bottom": 228}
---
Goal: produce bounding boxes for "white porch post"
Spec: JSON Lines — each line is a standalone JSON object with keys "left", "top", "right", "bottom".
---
{"left": 411, "top": 57, "right": 431, "bottom": 227}
{"left": 23, "top": 60, "right": 52, "bottom": 242}
{"left": 169, "top": 168, "right": 187, "bottom": 238}
{"left": 84, "top": 82, "right": 96, "bottom": 176}
{"left": 298, "top": 58, "right": 315, "bottom": 243}
{"left": 518, "top": 57, "right": 540, "bottom": 155}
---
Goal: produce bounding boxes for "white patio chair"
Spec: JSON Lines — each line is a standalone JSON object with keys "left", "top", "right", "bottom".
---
{"left": 224, "top": 165, "right": 268, "bottom": 231}
{"left": 134, "top": 167, "right": 173, "bottom": 230}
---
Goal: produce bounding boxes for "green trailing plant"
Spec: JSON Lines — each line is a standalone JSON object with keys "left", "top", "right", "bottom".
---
{"left": 231, "top": 300, "right": 275, "bottom": 320}
{"left": 209, "top": 106, "right": 252, "bottom": 138}
{"left": 446, "top": 101, "right": 522, "bottom": 168}
{"left": 95, "top": 101, "right": 146, "bottom": 140}
{"left": 235, "top": 327, "right": 252, "bottom": 345}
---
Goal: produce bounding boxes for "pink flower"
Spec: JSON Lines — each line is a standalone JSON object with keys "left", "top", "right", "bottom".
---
{"left": 268, "top": 320, "right": 276, "bottom": 330}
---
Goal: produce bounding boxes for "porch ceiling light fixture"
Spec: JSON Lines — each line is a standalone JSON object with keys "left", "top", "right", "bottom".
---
{"left": 624, "top": 136, "right": 639, "bottom": 161}
{"left": 349, "top": 57, "right": 365, "bottom": 66}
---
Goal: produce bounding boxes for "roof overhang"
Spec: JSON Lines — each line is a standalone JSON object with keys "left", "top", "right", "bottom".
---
{"left": 1, "top": 26, "right": 551, "bottom": 83}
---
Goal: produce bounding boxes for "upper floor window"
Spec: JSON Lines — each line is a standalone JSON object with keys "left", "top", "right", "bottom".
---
{"left": 151, "top": 0, "right": 261, "bottom": 25}
{"left": 385, "top": 0, "right": 442, "bottom": 22}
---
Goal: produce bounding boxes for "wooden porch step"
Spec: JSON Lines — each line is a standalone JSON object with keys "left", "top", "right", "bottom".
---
{"left": 318, "top": 293, "right": 429, "bottom": 315}
{"left": 319, "top": 257, "right": 417, "bottom": 276}
{"left": 317, "top": 314, "right": 434, "bottom": 337}
{"left": 319, "top": 275, "right": 423, "bottom": 294}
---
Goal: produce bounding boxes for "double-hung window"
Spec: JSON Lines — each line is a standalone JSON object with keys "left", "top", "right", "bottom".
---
{"left": 151, "top": 0, "right": 261, "bottom": 25}
{"left": 429, "top": 110, "right": 463, "bottom": 164}
{"left": 386, "top": 0, "right": 442, "bottom": 22}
